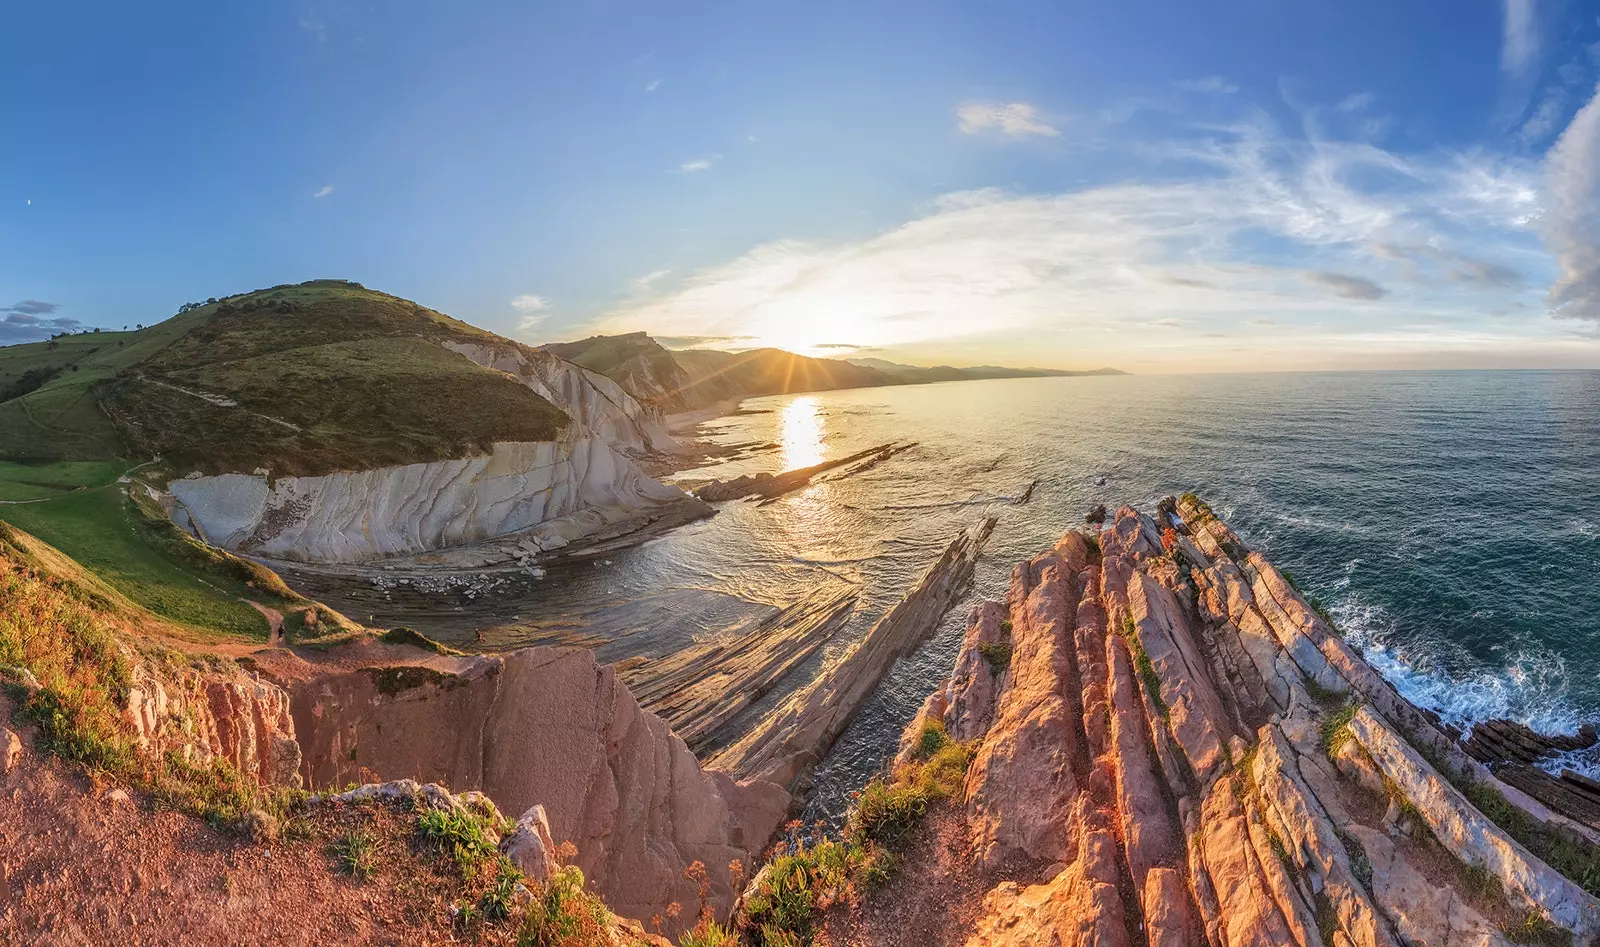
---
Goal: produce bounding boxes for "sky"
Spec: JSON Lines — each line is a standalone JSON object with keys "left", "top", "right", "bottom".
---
{"left": 5, "top": 1, "right": 1600, "bottom": 373}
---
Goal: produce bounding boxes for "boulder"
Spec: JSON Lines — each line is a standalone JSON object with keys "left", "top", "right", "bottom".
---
{"left": 503, "top": 804, "right": 558, "bottom": 883}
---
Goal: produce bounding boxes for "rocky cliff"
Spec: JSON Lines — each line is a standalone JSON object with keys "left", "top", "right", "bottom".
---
{"left": 165, "top": 328, "right": 697, "bottom": 565}
{"left": 818, "top": 500, "right": 1600, "bottom": 946}
{"left": 283, "top": 645, "right": 790, "bottom": 928}
{"left": 168, "top": 434, "right": 691, "bottom": 563}
{"left": 115, "top": 640, "right": 789, "bottom": 934}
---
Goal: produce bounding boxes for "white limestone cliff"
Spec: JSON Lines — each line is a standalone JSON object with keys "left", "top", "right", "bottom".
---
{"left": 165, "top": 343, "right": 692, "bottom": 564}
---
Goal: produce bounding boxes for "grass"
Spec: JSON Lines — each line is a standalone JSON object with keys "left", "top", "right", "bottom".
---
{"left": 1, "top": 487, "right": 277, "bottom": 639}
{"left": 1456, "top": 777, "right": 1600, "bottom": 897}
{"left": 517, "top": 864, "right": 614, "bottom": 946}
{"left": 415, "top": 806, "right": 505, "bottom": 879}
{"left": 1121, "top": 614, "right": 1169, "bottom": 720}
{"left": 0, "top": 459, "right": 130, "bottom": 501}
{"left": 978, "top": 640, "right": 1011, "bottom": 673}
{"left": 1501, "top": 909, "right": 1575, "bottom": 946}
{"left": 332, "top": 826, "right": 378, "bottom": 879}
{"left": 0, "top": 525, "right": 306, "bottom": 829}
{"left": 740, "top": 721, "right": 974, "bottom": 945}
{"left": 1319, "top": 702, "right": 1359, "bottom": 759}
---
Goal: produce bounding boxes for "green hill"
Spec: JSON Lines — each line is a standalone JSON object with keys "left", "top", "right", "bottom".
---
{"left": 0, "top": 280, "right": 568, "bottom": 477}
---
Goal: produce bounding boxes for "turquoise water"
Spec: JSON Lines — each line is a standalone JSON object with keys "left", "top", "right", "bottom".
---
{"left": 317, "top": 371, "right": 1600, "bottom": 813}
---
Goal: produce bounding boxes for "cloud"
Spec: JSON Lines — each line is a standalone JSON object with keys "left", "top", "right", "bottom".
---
{"left": 313, "top": 185, "right": 334, "bottom": 199}
{"left": 631, "top": 269, "right": 671, "bottom": 293}
{"left": 2, "top": 300, "right": 60, "bottom": 316}
{"left": 1372, "top": 241, "right": 1523, "bottom": 286}
{"left": 1175, "top": 77, "right": 1239, "bottom": 95}
{"left": 679, "top": 158, "right": 714, "bottom": 172}
{"left": 1542, "top": 81, "right": 1600, "bottom": 322}
{"left": 0, "top": 302, "right": 82, "bottom": 343}
{"left": 298, "top": 15, "right": 328, "bottom": 42}
{"left": 1501, "top": 0, "right": 1538, "bottom": 77}
{"left": 511, "top": 294, "right": 551, "bottom": 328}
{"left": 1305, "top": 271, "right": 1387, "bottom": 300}
{"left": 588, "top": 110, "right": 1548, "bottom": 368}
{"left": 1337, "top": 93, "right": 1375, "bottom": 112}
{"left": 645, "top": 79, "right": 661, "bottom": 92}
{"left": 957, "top": 102, "right": 1060, "bottom": 138}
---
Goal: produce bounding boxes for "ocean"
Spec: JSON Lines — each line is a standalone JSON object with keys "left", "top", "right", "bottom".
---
{"left": 305, "top": 370, "right": 1600, "bottom": 820}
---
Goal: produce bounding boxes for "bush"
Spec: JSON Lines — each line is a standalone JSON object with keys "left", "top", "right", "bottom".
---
{"left": 416, "top": 806, "right": 500, "bottom": 879}
{"left": 978, "top": 640, "right": 1012, "bottom": 673}
{"left": 517, "top": 865, "right": 613, "bottom": 946}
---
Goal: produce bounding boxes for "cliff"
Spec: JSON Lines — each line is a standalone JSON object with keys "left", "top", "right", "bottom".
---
{"left": 777, "top": 500, "right": 1600, "bottom": 947}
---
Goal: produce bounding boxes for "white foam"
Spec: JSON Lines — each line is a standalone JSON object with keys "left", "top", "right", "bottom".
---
{"left": 1332, "top": 597, "right": 1588, "bottom": 739}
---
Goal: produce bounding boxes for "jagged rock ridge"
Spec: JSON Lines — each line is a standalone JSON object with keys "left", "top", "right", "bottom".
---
{"left": 875, "top": 499, "right": 1600, "bottom": 946}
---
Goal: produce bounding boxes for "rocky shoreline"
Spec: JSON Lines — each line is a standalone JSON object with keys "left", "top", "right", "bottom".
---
{"left": 813, "top": 498, "right": 1600, "bottom": 946}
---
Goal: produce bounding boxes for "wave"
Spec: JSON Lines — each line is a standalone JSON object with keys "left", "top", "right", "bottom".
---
{"left": 1331, "top": 598, "right": 1590, "bottom": 740}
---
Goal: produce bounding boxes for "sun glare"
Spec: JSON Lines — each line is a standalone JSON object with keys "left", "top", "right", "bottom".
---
{"left": 779, "top": 396, "right": 827, "bottom": 469}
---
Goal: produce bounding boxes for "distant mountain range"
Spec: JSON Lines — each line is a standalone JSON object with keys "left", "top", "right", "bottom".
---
{"left": 541, "top": 331, "right": 1125, "bottom": 413}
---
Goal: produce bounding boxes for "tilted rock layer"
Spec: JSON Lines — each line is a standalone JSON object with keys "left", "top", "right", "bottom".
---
{"left": 119, "top": 643, "right": 785, "bottom": 935}
{"left": 911, "top": 500, "right": 1600, "bottom": 946}
{"left": 168, "top": 342, "right": 691, "bottom": 564}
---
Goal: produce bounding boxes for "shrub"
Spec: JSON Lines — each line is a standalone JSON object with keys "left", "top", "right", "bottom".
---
{"left": 416, "top": 806, "right": 499, "bottom": 879}
{"left": 978, "top": 640, "right": 1012, "bottom": 673}
{"left": 518, "top": 865, "right": 613, "bottom": 946}
{"left": 1319, "top": 702, "right": 1358, "bottom": 758}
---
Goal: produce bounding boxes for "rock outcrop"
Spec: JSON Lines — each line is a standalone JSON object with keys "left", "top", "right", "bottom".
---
{"left": 285, "top": 645, "right": 791, "bottom": 931}
{"left": 166, "top": 339, "right": 694, "bottom": 565}
{"left": 887, "top": 499, "right": 1600, "bottom": 946}
{"left": 123, "top": 651, "right": 302, "bottom": 789}
{"left": 169, "top": 435, "right": 693, "bottom": 563}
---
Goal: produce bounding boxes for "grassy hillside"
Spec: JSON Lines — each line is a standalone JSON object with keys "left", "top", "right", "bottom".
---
{"left": 542, "top": 331, "right": 693, "bottom": 411}
{"left": 0, "top": 280, "right": 569, "bottom": 477}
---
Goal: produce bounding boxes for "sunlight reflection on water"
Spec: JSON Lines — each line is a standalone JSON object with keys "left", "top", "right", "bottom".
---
{"left": 780, "top": 396, "right": 827, "bottom": 469}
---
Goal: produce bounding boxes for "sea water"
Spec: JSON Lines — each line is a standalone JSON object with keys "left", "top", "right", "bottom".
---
{"left": 308, "top": 370, "right": 1600, "bottom": 818}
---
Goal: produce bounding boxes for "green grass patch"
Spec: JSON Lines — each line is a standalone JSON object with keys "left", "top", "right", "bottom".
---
{"left": 379, "top": 626, "right": 462, "bottom": 655}
{"left": 517, "top": 864, "right": 614, "bottom": 946}
{"left": 332, "top": 826, "right": 378, "bottom": 880}
{"left": 0, "top": 487, "right": 272, "bottom": 638}
{"left": 1456, "top": 778, "right": 1600, "bottom": 897}
{"left": 978, "top": 640, "right": 1012, "bottom": 673}
{"left": 1319, "top": 702, "right": 1358, "bottom": 759}
{"left": 416, "top": 806, "right": 503, "bottom": 879}
{"left": 1501, "top": 909, "right": 1575, "bottom": 947}
{"left": 742, "top": 722, "right": 975, "bottom": 945}
{"left": 0, "top": 459, "right": 130, "bottom": 501}
{"left": 1122, "top": 614, "right": 1169, "bottom": 720}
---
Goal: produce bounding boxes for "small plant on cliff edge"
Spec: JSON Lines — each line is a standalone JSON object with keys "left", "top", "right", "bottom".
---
{"left": 1122, "top": 615, "right": 1169, "bottom": 721}
{"left": 978, "top": 640, "right": 1011, "bottom": 673}
{"left": 416, "top": 806, "right": 498, "bottom": 879}
{"left": 332, "top": 826, "right": 377, "bottom": 880}
{"left": 517, "top": 863, "right": 614, "bottom": 947}
{"left": 1319, "top": 702, "right": 1359, "bottom": 759}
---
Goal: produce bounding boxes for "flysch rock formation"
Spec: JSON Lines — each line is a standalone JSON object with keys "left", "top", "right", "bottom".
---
{"left": 890, "top": 499, "right": 1600, "bottom": 946}
{"left": 121, "top": 642, "right": 788, "bottom": 936}
{"left": 165, "top": 343, "right": 702, "bottom": 564}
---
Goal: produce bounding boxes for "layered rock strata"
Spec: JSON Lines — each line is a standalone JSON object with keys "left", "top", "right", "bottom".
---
{"left": 118, "top": 642, "right": 786, "bottom": 935}
{"left": 711, "top": 516, "right": 996, "bottom": 792}
{"left": 285, "top": 645, "right": 790, "bottom": 930}
{"left": 900, "top": 500, "right": 1600, "bottom": 946}
{"left": 166, "top": 344, "right": 696, "bottom": 564}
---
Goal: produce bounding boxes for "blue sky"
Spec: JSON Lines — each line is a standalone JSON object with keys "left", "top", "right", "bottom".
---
{"left": 4, "top": 0, "right": 1600, "bottom": 371}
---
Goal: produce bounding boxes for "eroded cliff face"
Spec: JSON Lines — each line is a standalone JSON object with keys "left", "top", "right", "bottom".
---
{"left": 286, "top": 646, "right": 790, "bottom": 930}
{"left": 440, "top": 339, "right": 676, "bottom": 454}
{"left": 165, "top": 342, "right": 689, "bottom": 564}
{"left": 168, "top": 435, "right": 689, "bottom": 563}
{"left": 889, "top": 502, "right": 1600, "bottom": 946}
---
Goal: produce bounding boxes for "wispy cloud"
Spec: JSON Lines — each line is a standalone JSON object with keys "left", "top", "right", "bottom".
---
{"left": 645, "top": 78, "right": 661, "bottom": 93}
{"left": 957, "top": 102, "right": 1060, "bottom": 138}
{"left": 1501, "top": 0, "right": 1538, "bottom": 77}
{"left": 1305, "top": 270, "right": 1387, "bottom": 300}
{"left": 1175, "top": 76, "right": 1239, "bottom": 95}
{"left": 313, "top": 184, "right": 334, "bottom": 199}
{"left": 2, "top": 300, "right": 60, "bottom": 316}
{"left": 1336, "top": 92, "right": 1375, "bottom": 112}
{"left": 590, "top": 110, "right": 1552, "bottom": 369}
{"left": 679, "top": 157, "right": 715, "bottom": 173}
{"left": 631, "top": 269, "right": 671, "bottom": 293}
{"left": 0, "top": 300, "right": 82, "bottom": 343}
{"left": 1542, "top": 81, "right": 1600, "bottom": 322}
{"left": 511, "top": 294, "right": 551, "bottom": 329}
